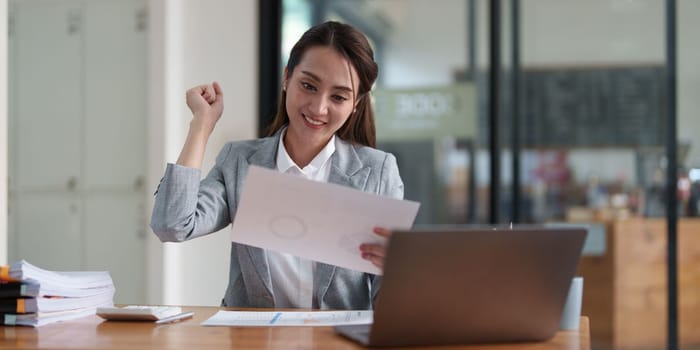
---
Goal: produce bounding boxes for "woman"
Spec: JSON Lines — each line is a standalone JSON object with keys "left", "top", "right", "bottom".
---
{"left": 151, "top": 21, "right": 404, "bottom": 309}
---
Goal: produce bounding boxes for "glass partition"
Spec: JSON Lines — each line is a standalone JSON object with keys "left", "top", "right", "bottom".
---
{"left": 517, "top": 1, "right": 698, "bottom": 350}
{"left": 277, "top": 1, "right": 698, "bottom": 349}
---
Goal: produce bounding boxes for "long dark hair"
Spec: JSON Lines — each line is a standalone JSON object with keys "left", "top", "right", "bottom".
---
{"left": 266, "top": 21, "right": 379, "bottom": 148}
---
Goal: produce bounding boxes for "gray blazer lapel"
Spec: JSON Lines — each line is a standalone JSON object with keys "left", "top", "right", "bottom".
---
{"left": 246, "top": 134, "right": 280, "bottom": 171}
{"left": 238, "top": 131, "right": 281, "bottom": 303}
{"left": 328, "top": 138, "right": 370, "bottom": 190}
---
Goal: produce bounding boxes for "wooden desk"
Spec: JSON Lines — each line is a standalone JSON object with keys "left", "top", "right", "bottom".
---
{"left": 1, "top": 307, "right": 590, "bottom": 350}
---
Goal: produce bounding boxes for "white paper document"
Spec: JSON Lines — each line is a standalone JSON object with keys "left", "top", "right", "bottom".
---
{"left": 230, "top": 165, "right": 420, "bottom": 275}
{"left": 201, "top": 310, "right": 373, "bottom": 327}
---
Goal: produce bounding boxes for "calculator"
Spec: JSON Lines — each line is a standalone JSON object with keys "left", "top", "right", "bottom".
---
{"left": 96, "top": 305, "right": 184, "bottom": 321}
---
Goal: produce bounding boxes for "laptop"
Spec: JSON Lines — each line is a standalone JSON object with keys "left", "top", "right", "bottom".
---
{"left": 335, "top": 226, "right": 587, "bottom": 347}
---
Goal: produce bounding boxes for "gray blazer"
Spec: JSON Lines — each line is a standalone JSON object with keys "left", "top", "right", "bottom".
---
{"left": 150, "top": 130, "right": 404, "bottom": 309}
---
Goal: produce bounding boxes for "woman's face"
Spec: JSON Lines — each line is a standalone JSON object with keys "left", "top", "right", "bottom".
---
{"left": 284, "top": 45, "right": 359, "bottom": 149}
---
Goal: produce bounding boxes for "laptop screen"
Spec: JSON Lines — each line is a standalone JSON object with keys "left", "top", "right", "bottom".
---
{"left": 367, "top": 226, "right": 586, "bottom": 347}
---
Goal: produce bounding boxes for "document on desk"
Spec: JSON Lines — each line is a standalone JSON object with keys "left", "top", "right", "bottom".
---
{"left": 201, "top": 310, "right": 373, "bottom": 327}
{"left": 231, "top": 165, "right": 420, "bottom": 275}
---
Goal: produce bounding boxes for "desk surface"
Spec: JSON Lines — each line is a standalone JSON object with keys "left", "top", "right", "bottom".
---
{"left": 1, "top": 307, "right": 590, "bottom": 350}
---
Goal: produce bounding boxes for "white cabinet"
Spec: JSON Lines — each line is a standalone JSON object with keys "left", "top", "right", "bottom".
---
{"left": 84, "top": 0, "right": 147, "bottom": 190}
{"left": 13, "top": 0, "right": 82, "bottom": 191}
{"left": 8, "top": 0, "right": 148, "bottom": 304}
{"left": 15, "top": 194, "right": 83, "bottom": 269}
{"left": 83, "top": 194, "right": 146, "bottom": 303}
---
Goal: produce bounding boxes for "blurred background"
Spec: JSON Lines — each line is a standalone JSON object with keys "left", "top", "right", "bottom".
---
{"left": 1, "top": 0, "right": 699, "bottom": 349}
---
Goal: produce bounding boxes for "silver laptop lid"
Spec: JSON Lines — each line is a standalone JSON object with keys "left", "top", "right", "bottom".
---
{"left": 369, "top": 226, "right": 586, "bottom": 347}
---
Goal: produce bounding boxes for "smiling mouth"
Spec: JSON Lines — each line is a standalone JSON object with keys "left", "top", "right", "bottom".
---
{"left": 303, "top": 114, "right": 326, "bottom": 126}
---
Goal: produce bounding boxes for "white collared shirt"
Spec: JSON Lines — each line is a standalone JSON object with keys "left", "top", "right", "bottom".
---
{"left": 267, "top": 128, "right": 336, "bottom": 308}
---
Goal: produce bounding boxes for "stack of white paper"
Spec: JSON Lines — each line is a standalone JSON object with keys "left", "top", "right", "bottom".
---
{"left": 2, "top": 306, "right": 103, "bottom": 327}
{"left": 1, "top": 260, "right": 115, "bottom": 327}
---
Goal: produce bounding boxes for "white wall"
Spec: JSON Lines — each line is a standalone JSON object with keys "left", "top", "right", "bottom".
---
{"left": 521, "top": 0, "right": 665, "bottom": 65}
{"left": 378, "top": 0, "right": 468, "bottom": 88}
{"left": 146, "top": 0, "right": 168, "bottom": 306}
{"left": 0, "top": 0, "right": 7, "bottom": 265}
{"left": 148, "top": 0, "right": 257, "bottom": 306}
{"left": 379, "top": 0, "right": 668, "bottom": 85}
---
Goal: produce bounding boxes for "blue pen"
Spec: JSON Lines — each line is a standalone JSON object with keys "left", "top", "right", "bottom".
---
{"left": 269, "top": 312, "right": 282, "bottom": 325}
